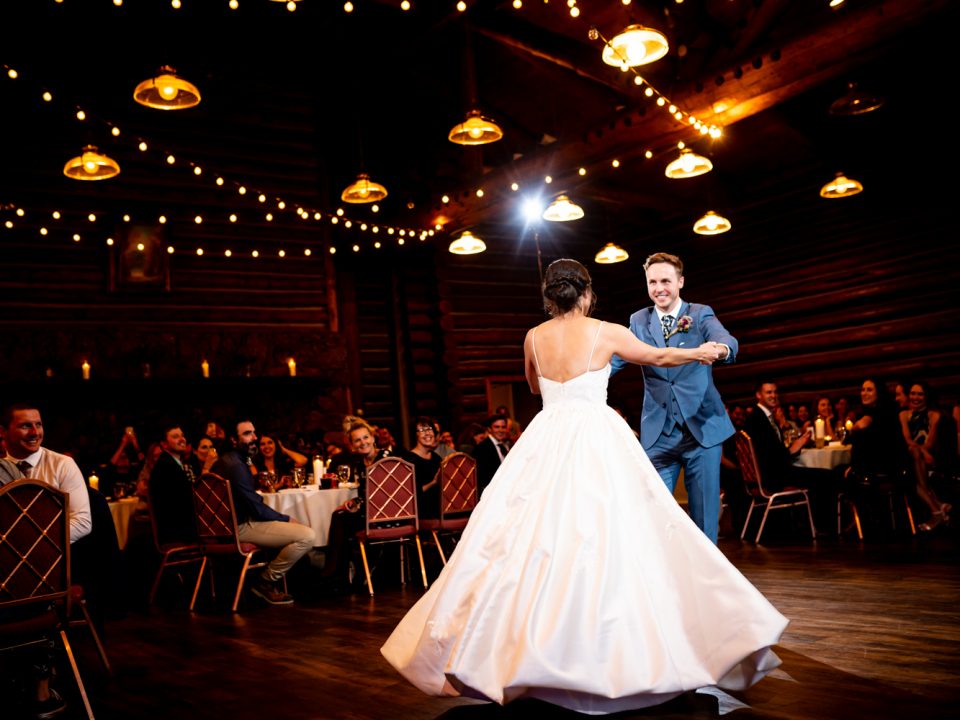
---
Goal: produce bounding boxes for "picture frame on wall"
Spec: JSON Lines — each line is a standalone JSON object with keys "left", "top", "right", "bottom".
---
{"left": 110, "top": 224, "right": 170, "bottom": 291}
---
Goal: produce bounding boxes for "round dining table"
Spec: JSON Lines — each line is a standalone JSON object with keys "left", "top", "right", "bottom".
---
{"left": 258, "top": 485, "right": 358, "bottom": 546}
{"left": 795, "top": 443, "right": 851, "bottom": 470}
{"left": 108, "top": 497, "right": 140, "bottom": 549}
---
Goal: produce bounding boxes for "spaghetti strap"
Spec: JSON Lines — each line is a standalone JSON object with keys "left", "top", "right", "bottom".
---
{"left": 586, "top": 321, "right": 605, "bottom": 371}
{"left": 531, "top": 328, "right": 543, "bottom": 377}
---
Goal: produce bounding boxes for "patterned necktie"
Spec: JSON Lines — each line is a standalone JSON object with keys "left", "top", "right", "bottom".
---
{"left": 661, "top": 314, "right": 674, "bottom": 339}
{"left": 16, "top": 460, "right": 32, "bottom": 477}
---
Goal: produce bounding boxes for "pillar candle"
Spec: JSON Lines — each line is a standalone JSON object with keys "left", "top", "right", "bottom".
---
{"left": 312, "top": 457, "right": 323, "bottom": 485}
{"left": 814, "top": 417, "right": 825, "bottom": 440}
{"left": 81, "top": 361, "right": 91, "bottom": 380}
{"left": 288, "top": 358, "right": 297, "bottom": 377}
{"left": 201, "top": 359, "right": 210, "bottom": 378}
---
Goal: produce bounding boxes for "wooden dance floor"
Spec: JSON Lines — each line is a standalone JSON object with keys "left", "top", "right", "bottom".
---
{"left": 39, "top": 533, "right": 960, "bottom": 720}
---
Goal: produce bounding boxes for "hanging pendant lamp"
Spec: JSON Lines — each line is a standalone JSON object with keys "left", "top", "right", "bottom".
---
{"left": 601, "top": 24, "right": 669, "bottom": 69}
{"left": 449, "top": 110, "right": 503, "bottom": 145}
{"left": 134, "top": 66, "right": 201, "bottom": 110}
{"left": 63, "top": 145, "right": 120, "bottom": 181}
{"left": 829, "top": 82, "right": 884, "bottom": 116}
{"left": 692, "top": 211, "right": 731, "bottom": 236}
{"left": 448, "top": 230, "right": 486, "bottom": 255}
{"left": 665, "top": 147, "right": 713, "bottom": 179}
{"left": 820, "top": 172, "right": 863, "bottom": 198}
{"left": 341, "top": 173, "right": 388, "bottom": 204}
{"left": 542, "top": 195, "right": 584, "bottom": 222}
{"left": 594, "top": 242, "right": 629, "bottom": 264}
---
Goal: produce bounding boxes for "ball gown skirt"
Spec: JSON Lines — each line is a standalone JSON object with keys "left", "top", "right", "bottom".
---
{"left": 382, "top": 365, "right": 787, "bottom": 715}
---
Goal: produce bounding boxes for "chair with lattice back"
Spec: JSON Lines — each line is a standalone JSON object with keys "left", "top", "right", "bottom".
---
{"left": 355, "top": 457, "right": 428, "bottom": 596}
{"left": 419, "top": 452, "right": 477, "bottom": 568}
{"left": 734, "top": 430, "right": 816, "bottom": 543}
{"left": 146, "top": 479, "right": 204, "bottom": 607}
{"left": 189, "top": 472, "right": 279, "bottom": 612}
{"left": 0, "top": 479, "right": 96, "bottom": 719}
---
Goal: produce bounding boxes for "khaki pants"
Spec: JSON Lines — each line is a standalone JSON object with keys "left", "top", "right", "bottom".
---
{"left": 237, "top": 520, "right": 315, "bottom": 583}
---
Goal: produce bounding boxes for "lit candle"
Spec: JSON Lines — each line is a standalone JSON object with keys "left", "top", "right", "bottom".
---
{"left": 81, "top": 361, "right": 91, "bottom": 380}
{"left": 288, "top": 357, "right": 297, "bottom": 377}
{"left": 88, "top": 473, "right": 99, "bottom": 491}
{"left": 312, "top": 456, "right": 323, "bottom": 485}
{"left": 814, "top": 417, "right": 825, "bottom": 445}
{"left": 845, "top": 419, "right": 854, "bottom": 432}
{"left": 201, "top": 359, "right": 210, "bottom": 378}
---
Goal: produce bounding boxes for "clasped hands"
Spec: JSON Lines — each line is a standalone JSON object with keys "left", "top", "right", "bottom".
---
{"left": 697, "top": 342, "right": 726, "bottom": 365}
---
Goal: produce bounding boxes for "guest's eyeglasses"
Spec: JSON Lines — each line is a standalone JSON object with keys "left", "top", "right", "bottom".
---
{"left": 416, "top": 426, "right": 436, "bottom": 435}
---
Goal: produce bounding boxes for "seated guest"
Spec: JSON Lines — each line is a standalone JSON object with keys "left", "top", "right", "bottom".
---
{"left": 496, "top": 404, "right": 523, "bottom": 444}
{"left": 743, "top": 383, "right": 836, "bottom": 531}
{"left": 899, "top": 381, "right": 951, "bottom": 531}
{"left": 375, "top": 425, "right": 398, "bottom": 456}
{"left": 796, "top": 403, "right": 811, "bottom": 432}
{"left": 321, "top": 420, "right": 391, "bottom": 591}
{"left": 401, "top": 417, "right": 443, "bottom": 520}
{"left": 212, "top": 418, "right": 315, "bottom": 605}
{"left": 814, "top": 395, "right": 841, "bottom": 438}
{"left": 193, "top": 434, "right": 219, "bottom": 474}
{"left": 472, "top": 414, "right": 511, "bottom": 498}
{"left": 149, "top": 423, "right": 201, "bottom": 546}
{"left": 253, "top": 433, "right": 308, "bottom": 478}
{"left": 435, "top": 428, "right": 456, "bottom": 459}
{"left": 1, "top": 403, "right": 93, "bottom": 718}
{"left": 892, "top": 381, "right": 910, "bottom": 411}
{"left": 456, "top": 422, "right": 487, "bottom": 455}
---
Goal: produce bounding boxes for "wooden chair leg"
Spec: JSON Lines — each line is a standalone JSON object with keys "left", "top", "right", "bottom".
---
{"left": 904, "top": 497, "right": 916, "bottom": 535}
{"left": 359, "top": 541, "right": 374, "bottom": 596}
{"left": 414, "top": 535, "right": 429, "bottom": 590}
{"left": 189, "top": 557, "right": 208, "bottom": 611}
{"left": 431, "top": 530, "right": 448, "bottom": 565}
{"left": 60, "top": 629, "right": 96, "bottom": 720}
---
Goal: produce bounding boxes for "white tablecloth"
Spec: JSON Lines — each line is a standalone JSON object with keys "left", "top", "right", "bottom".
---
{"left": 795, "top": 444, "right": 851, "bottom": 470}
{"left": 258, "top": 486, "right": 357, "bottom": 546}
{"left": 108, "top": 497, "right": 140, "bottom": 549}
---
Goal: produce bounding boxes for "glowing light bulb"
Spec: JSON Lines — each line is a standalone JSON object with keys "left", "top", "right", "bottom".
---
{"left": 111, "top": 127, "right": 120, "bottom": 137}
{"left": 468, "top": 126, "right": 484, "bottom": 139}
{"left": 344, "top": 1, "right": 353, "bottom": 11}
{"left": 287, "top": 0, "right": 296, "bottom": 10}
{"left": 137, "top": 242, "right": 145, "bottom": 251}
{"left": 83, "top": 159, "right": 99, "bottom": 175}
{"left": 42, "top": 91, "right": 53, "bottom": 101}
{"left": 158, "top": 81, "right": 178, "bottom": 101}
{"left": 457, "top": 0, "right": 466, "bottom": 9}
{"left": 230, "top": 0, "right": 239, "bottom": 8}
{"left": 401, "top": 0, "right": 410, "bottom": 9}
{"left": 139, "top": 141, "right": 148, "bottom": 151}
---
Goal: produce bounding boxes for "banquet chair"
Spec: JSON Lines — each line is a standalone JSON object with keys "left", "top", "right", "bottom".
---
{"left": 145, "top": 481, "right": 204, "bottom": 607}
{"left": 837, "top": 471, "right": 916, "bottom": 541}
{"left": 419, "top": 452, "right": 477, "bottom": 569}
{"left": 0, "top": 479, "right": 96, "bottom": 719}
{"left": 190, "top": 472, "right": 282, "bottom": 612}
{"left": 734, "top": 431, "right": 816, "bottom": 543}
{"left": 355, "top": 457, "right": 428, "bottom": 596}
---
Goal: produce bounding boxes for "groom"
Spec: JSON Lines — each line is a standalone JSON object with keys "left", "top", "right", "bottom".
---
{"left": 612, "top": 252, "right": 737, "bottom": 543}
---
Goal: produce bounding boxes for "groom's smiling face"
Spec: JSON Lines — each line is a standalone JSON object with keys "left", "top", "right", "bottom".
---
{"left": 645, "top": 262, "right": 684, "bottom": 311}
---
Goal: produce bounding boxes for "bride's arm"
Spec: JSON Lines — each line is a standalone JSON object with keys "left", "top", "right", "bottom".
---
{"left": 608, "top": 323, "right": 721, "bottom": 367}
{"left": 523, "top": 329, "right": 541, "bottom": 395}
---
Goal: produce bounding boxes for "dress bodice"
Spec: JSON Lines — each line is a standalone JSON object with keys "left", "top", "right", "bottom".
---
{"left": 539, "top": 364, "right": 610, "bottom": 407}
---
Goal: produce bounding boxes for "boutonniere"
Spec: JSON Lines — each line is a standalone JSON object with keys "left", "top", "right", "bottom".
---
{"left": 665, "top": 314, "right": 693, "bottom": 340}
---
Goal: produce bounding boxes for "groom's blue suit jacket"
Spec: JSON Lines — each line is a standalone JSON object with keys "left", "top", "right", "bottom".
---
{"left": 612, "top": 302, "right": 737, "bottom": 450}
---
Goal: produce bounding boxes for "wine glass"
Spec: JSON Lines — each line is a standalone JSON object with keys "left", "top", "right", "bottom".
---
{"left": 337, "top": 465, "right": 351, "bottom": 486}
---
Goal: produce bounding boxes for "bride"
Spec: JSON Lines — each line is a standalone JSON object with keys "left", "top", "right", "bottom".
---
{"left": 381, "top": 258, "right": 787, "bottom": 715}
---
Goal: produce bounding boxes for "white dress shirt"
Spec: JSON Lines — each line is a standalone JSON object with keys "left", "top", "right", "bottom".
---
{"left": 7, "top": 447, "right": 92, "bottom": 543}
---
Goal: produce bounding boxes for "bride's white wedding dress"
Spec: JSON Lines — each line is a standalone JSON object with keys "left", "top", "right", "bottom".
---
{"left": 381, "top": 325, "right": 787, "bottom": 715}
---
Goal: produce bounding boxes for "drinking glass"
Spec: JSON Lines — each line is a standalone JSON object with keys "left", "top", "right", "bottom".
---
{"left": 337, "top": 465, "right": 351, "bottom": 485}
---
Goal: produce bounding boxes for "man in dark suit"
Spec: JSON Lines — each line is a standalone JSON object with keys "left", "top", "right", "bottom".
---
{"left": 611, "top": 252, "right": 737, "bottom": 543}
{"left": 149, "top": 423, "right": 200, "bottom": 547}
{"left": 472, "top": 414, "right": 511, "bottom": 498}
{"left": 742, "top": 382, "right": 835, "bottom": 530}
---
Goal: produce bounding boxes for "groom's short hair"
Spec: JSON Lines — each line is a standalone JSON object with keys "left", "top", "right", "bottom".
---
{"left": 644, "top": 252, "right": 683, "bottom": 276}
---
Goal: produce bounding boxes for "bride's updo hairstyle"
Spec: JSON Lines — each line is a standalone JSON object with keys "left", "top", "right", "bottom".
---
{"left": 542, "top": 258, "right": 596, "bottom": 317}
